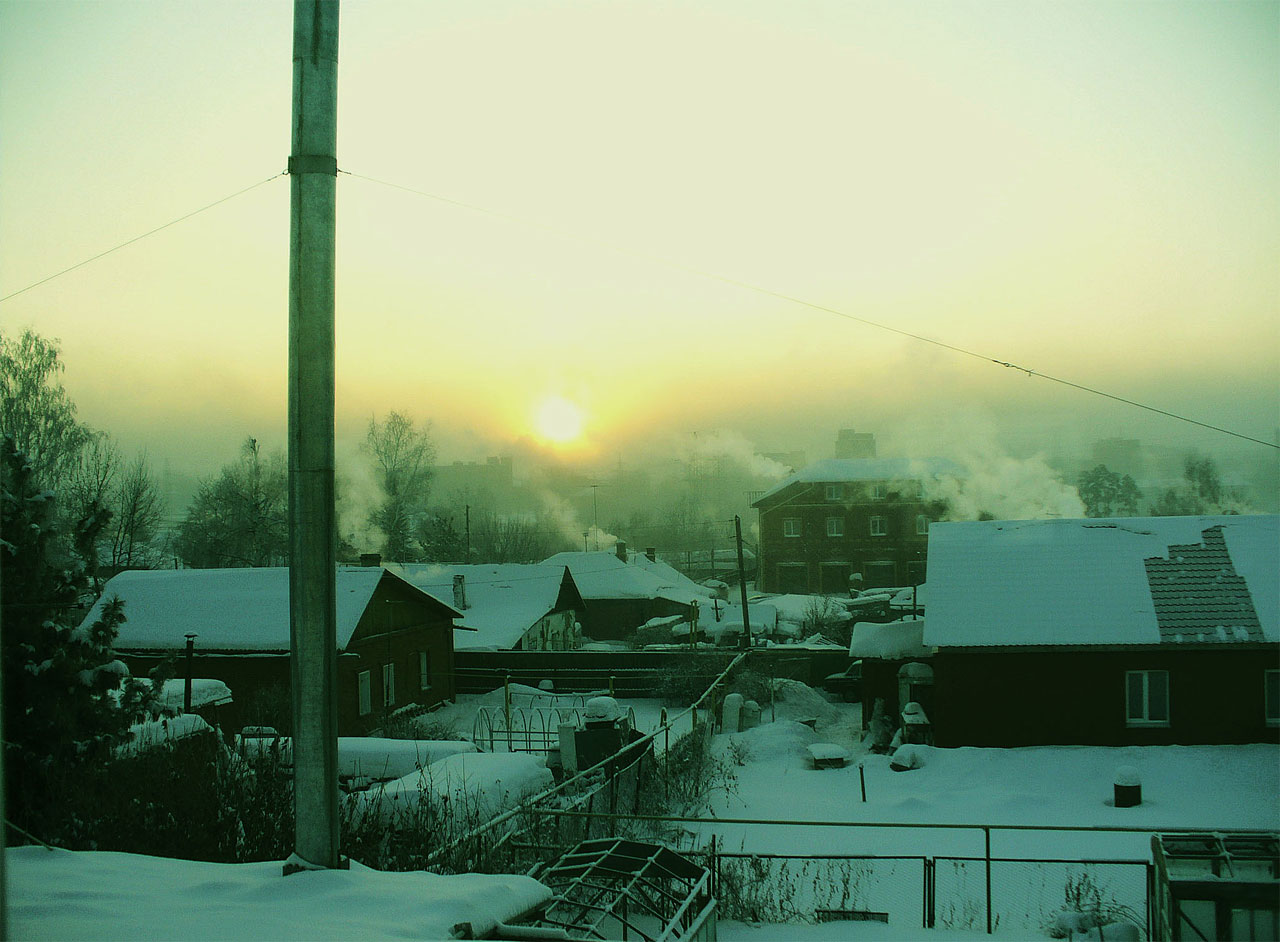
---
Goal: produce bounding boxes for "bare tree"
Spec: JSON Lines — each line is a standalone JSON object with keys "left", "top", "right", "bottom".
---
{"left": 108, "top": 453, "right": 166, "bottom": 568}
{"left": 365, "top": 411, "right": 435, "bottom": 562}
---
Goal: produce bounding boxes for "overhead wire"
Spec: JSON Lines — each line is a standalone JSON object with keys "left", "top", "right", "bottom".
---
{"left": 0, "top": 173, "right": 287, "bottom": 304}
{"left": 339, "top": 169, "right": 1278, "bottom": 451}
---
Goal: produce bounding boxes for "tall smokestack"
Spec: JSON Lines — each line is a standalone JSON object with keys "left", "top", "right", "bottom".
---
{"left": 452, "top": 574, "right": 468, "bottom": 610}
{"left": 615, "top": 541, "right": 627, "bottom": 562}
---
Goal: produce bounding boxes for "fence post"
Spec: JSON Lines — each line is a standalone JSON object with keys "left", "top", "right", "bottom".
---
{"left": 984, "top": 827, "right": 992, "bottom": 935}
{"left": 504, "top": 674, "right": 512, "bottom": 750}
{"left": 660, "top": 708, "right": 670, "bottom": 804}
{"left": 609, "top": 674, "right": 615, "bottom": 696}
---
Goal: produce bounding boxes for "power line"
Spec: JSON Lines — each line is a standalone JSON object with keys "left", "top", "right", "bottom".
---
{"left": 0, "top": 173, "right": 287, "bottom": 304}
{"left": 340, "top": 169, "right": 1278, "bottom": 451}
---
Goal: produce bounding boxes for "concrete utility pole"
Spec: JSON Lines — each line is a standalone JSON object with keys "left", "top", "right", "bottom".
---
{"left": 286, "top": 0, "right": 341, "bottom": 872}
{"left": 734, "top": 515, "right": 752, "bottom": 649}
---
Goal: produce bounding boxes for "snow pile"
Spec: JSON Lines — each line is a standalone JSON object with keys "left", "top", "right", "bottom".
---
{"left": 771, "top": 679, "right": 842, "bottom": 728}
{"left": 7, "top": 846, "right": 551, "bottom": 941}
{"left": 352, "top": 752, "right": 553, "bottom": 827}
{"left": 726, "top": 720, "right": 820, "bottom": 765}
{"left": 118, "top": 714, "right": 213, "bottom": 755}
{"left": 156, "top": 678, "right": 233, "bottom": 712}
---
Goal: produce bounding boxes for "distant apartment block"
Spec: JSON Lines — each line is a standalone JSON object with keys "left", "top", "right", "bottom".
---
{"left": 752, "top": 457, "right": 958, "bottom": 593}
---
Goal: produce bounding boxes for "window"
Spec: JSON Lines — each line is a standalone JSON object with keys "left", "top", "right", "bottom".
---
{"left": 825, "top": 516, "right": 844, "bottom": 537}
{"left": 870, "top": 516, "right": 887, "bottom": 536}
{"left": 1125, "top": 670, "right": 1169, "bottom": 726}
{"left": 916, "top": 515, "right": 930, "bottom": 535}
{"left": 871, "top": 484, "right": 886, "bottom": 500}
{"left": 419, "top": 651, "right": 431, "bottom": 691}
{"left": 357, "top": 670, "right": 372, "bottom": 716}
{"left": 382, "top": 662, "right": 396, "bottom": 708}
{"left": 783, "top": 517, "right": 801, "bottom": 538}
{"left": 1266, "top": 670, "right": 1279, "bottom": 727}
{"left": 824, "top": 484, "right": 843, "bottom": 501}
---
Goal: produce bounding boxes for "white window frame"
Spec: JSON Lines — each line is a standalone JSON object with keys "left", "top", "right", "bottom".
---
{"left": 824, "top": 484, "right": 843, "bottom": 501}
{"left": 382, "top": 662, "right": 396, "bottom": 708}
{"left": 783, "top": 517, "right": 802, "bottom": 538}
{"left": 872, "top": 484, "right": 886, "bottom": 500}
{"left": 825, "top": 516, "right": 844, "bottom": 537}
{"left": 916, "top": 514, "right": 930, "bottom": 535}
{"left": 870, "top": 516, "right": 887, "bottom": 537}
{"left": 419, "top": 651, "right": 431, "bottom": 691}
{"left": 357, "top": 670, "right": 372, "bottom": 716}
{"left": 1125, "top": 670, "right": 1170, "bottom": 727}
{"left": 1266, "top": 670, "right": 1279, "bottom": 727}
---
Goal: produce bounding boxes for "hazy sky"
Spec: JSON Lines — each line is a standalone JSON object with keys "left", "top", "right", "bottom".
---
{"left": 2, "top": 0, "right": 1277, "bottom": 477}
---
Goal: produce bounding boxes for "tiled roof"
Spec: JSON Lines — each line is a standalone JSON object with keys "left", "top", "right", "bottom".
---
{"left": 1144, "top": 526, "right": 1264, "bottom": 643}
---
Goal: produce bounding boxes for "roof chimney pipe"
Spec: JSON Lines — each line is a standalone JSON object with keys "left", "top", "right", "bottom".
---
{"left": 452, "top": 573, "right": 468, "bottom": 610}
{"left": 615, "top": 540, "right": 628, "bottom": 562}
{"left": 645, "top": 547, "right": 656, "bottom": 562}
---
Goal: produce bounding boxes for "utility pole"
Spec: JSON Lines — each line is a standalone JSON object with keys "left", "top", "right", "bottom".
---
{"left": 591, "top": 484, "right": 599, "bottom": 550}
{"left": 464, "top": 504, "right": 470, "bottom": 562}
{"left": 734, "top": 515, "right": 751, "bottom": 649}
{"left": 286, "top": 0, "right": 341, "bottom": 873}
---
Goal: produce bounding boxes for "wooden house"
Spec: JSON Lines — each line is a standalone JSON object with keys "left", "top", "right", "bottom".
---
{"left": 917, "top": 515, "right": 1278, "bottom": 747}
{"left": 79, "top": 565, "right": 465, "bottom": 735}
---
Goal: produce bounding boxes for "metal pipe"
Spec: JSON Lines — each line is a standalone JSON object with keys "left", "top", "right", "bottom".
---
{"left": 286, "top": 0, "right": 341, "bottom": 872}
{"left": 734, "top": 516, "right": 751, "bottom": 647}
{"left": 183, "top": 633, "right": 196, "bottom": 713}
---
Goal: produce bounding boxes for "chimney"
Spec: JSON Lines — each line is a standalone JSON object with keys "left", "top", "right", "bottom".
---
{"left": 452, "top": 573, "right": 468, "bottom": 610}
{"left": 359, "top": 553, "right": 381, "bottom": 567}
{"left": 645, "top": 547, "right": 656, "bottom": 562}
{"left": 615, "top": 540, "right": 628, "bottom": 562}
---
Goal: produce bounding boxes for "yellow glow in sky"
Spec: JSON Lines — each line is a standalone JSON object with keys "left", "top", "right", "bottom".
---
{"left": 534, "top": 396, "right": 586, "bottom": 446}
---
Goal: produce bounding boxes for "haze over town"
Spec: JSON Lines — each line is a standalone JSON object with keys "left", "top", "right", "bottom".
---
{"left": 1, "top": 1, "right": 1276, "bottom": 514}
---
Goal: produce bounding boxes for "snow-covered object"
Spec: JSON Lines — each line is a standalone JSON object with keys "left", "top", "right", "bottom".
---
{"left": 541, "top": 551, "right": 712, "bottom": 605}
{"left": 741, "top": 700, "right": 761, "bottom": 730}
{"left": 722, "top": 693, "right": 744, "bottom": 733}
{"left": 890, "top": 583, "right": 926, "bottom": 612}
{"left": 1113, "top": 765, "right": 1141, "bottom": 787}
{"left": 353, "top": 752, "right": 553, "bottom": 826}
{"left": 119, "top": 714, "right": 213, "bottom": 755}
{"left": 76, "top": 567, "right": 460, "bottom": 651}
{"left": 849, "top": 618, "right": 931, "bottom": 659}
{"left": 889, "top": 744, "right": 928, "bottom": 772}
{"left": 156, "top": 678, "right": 232, "bottom": 712}
{"left": 7, "top": 846, "right": 552, "bottom": 941}
{"left": 901, "top": 702, "right": 929, "bottom": 726}
{"left": 393, "top": 563, "right": 575, "bottom": 650}
{"left": 584, "top": 696, "right": 621, "bottom": 723}
{"left": 926, "top": 515, "right": 1278, "bottom": 647}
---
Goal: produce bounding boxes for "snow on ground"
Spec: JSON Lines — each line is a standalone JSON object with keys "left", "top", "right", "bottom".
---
{"left": 7, "top": 846, "right": 550, "bottom": 941}
{"left": 707, "top": 695, "right": 1279, "bottom": 859}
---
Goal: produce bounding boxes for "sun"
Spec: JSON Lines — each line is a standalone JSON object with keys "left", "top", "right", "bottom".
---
{"left": 534, "top": 396, "right": 585, "bottom": 444}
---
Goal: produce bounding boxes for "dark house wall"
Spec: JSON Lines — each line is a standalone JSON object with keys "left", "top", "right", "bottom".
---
{"left": 579, "top": 597, "right": 692, "bottom": 642}
{"left": 345, "top": 573, "right": 458, "bottom": 733}
{"left": 755, "top": 480, "right": 939, "bottom": 593}
{"left": 930, "top": 646, "right": 1279, "bottom": 747}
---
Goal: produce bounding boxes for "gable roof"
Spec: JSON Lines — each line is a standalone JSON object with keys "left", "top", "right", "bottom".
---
{"left": 753, "top": 457, "right": 963, "bottom": 506}
{"left": 392, "top": 563, "right": 580, "bottom": 650}
{"left": 78, "top": 567, "right": 460, "bottom": 652}
{"left": 924, "top": 515, "right": 1278, "bottom": 648}
{"left": 540, "top": 552, "right": 712, "bottom": 605}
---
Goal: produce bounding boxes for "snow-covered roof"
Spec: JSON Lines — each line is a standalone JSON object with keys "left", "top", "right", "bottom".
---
{"left": 540, "top": 552, "right": 712, "bottom": 605}
{"left": 925, "top": 515, "right": 1279, "bottom": 648}
{"left": 393, "top": 563, "right": 575, "bottom": 650}
{"left": 78, "top": 567, "right": 459, "bottom": 652}
{"left": 157, "top": 678, "right": 233, "bottom": 711}
{"left": 753, "top": 457, "right": 964, "bottom": 505}
{"left": 850, "top": 617, "right": 931, "bottom": 659}
{"left": 624, "top": 551, "right": 716, "bottom": 596}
